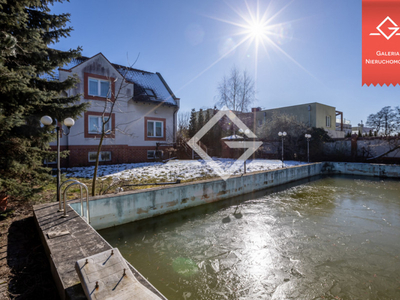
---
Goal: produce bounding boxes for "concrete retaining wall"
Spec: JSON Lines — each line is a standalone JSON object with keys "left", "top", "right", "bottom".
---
{"left": 71, "top": 163, "right": 323, "bottom": 230}
{"left": 70, "top": 162, "right": 400, "bottom": 231}
{"left": 322, "top": 162, "right": 400, "bottom": 177}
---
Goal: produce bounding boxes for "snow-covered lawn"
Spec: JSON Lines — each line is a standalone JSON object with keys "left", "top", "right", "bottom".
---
{"left": 65, "top": 158, "right": 307, "bottom": 182}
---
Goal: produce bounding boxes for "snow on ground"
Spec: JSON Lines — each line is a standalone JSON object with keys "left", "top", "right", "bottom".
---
{"left": 65, "top": 158, "right": 307, "bottom": 182}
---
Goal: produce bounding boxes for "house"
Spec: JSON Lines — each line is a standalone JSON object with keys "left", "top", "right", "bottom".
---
{"left": 336, "top": 118, "right": 352, "bottom": 135}
{"left": 49, "top": 53, "right": 179, "bottom": 167}
{"left": 352, "top": 121, "right": 375, "bottom": 136}
{"left": 192, "top": 102, "right": 346, "bottom": 141}
{"left": 254, "top": 102, "right": 346, "bottom": 138}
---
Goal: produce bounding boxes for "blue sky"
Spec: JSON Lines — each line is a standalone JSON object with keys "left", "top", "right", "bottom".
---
{"left": 51, "top": 0, "right": 399, "bottom": 126}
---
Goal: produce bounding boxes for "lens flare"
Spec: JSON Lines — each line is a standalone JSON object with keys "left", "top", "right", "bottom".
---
{"left": 176, "top": 0, "right": 316, "bottom": 96}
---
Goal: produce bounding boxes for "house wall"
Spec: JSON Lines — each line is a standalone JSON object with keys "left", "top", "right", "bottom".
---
{"left": 255, "top": 102, "right": 344, "bottom": 138}
{"left": 51, "top": 145, "right": 172, "bottom": 168}
{"left": 53, "top": 54, "right": 178, "bottom": 167}
{"left": 255, "top": 103, "right": 317, "bottom": 128}
{"left": 315, "top": 103, "right": 336, "bottom": 130}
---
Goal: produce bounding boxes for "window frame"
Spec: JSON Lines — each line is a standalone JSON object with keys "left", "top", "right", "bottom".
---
{"left": 88, "top": 78, "right": 110, "bottom": 98}
{"left": 326, "top": 116, "right": 331, "bottom": 128}
{"left": 144, "top": 117, "right": 166, "bottom": 141}
{"left": 84, "top": 111, "right": 115, "bottom": 138}
{"left": 88, "top": 115, "right": 112, "bottom": 135}
{"left": 88, "top": 151, "right": 112, "bottom": 163}
{"left": 147, "top": 120, "right": 163, "bottom": 138}
{"left": 84, "top": 73, "right": 116, "bottom": 102}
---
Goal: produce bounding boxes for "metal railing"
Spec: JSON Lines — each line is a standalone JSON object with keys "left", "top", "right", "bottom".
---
{"left": 60, "top": 180, "right": 90, "bottom": 223}
{"left": 59, "top": 179, "right": 81, "bottom": 211}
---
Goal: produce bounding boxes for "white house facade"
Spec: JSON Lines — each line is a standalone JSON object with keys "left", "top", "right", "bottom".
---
{"left": 51, "top": 53, "right": 179, "bottom": 167}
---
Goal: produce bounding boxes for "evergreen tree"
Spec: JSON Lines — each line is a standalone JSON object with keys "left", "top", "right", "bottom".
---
{"left": 188, "top": 109, "right": 197, "bottom": 138}
{"left": 358, "top": 130, "right": 362, "bottom": 137}
{"left": 198, "top": 109, "right": 204, "bottom": 132}
{"left": 0, "top": 0, "right": 88, "bottom": 199}
{"left": 200, "top": 109, "right": 213, "bottom": 147}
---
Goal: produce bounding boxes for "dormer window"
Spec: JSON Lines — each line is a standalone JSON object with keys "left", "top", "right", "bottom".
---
{"left": 145, "top": 89, "right": 156, "bottom": 99}
{"left": 89, "top": 78, "right": 110, "bottom": 98}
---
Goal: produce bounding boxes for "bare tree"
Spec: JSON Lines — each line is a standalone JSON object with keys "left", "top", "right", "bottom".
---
{"left": 216, "top": 66, "right": 255, "bottom": 113}
{"left": 395, "top": 106, "right": 400, "bottom": 132}
{"left": 91, "top": 58, "right": 139, "bottom": 196}
{"left": 177, "top": 111, "right": 190, "bottom": 139}
{"left": 366, "top": 106, "right": 396, "bottom": 136}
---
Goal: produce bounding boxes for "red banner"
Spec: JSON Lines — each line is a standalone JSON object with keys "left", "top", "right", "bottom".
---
{"left": 362, "top": 0, "right": 400, "bottom": 86}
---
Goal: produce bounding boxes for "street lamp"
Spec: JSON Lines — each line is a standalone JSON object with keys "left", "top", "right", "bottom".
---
{"left": 238, "top": 128, "right": 251, "bottom": 174}
{"left": 278, "top": 131, "right": 287, "bottom": 168}
{"left": 41, "top": 116, "right": 75, "bottom": 211}
{"left": 305, "top": 134, "right": 311, "bottom": 163}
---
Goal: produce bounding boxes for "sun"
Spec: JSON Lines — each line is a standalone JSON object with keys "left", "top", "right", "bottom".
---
{"left": 177, "top": 1, "right": 313, "bottom": 92}
{"left": 246, "top": 20, "right": 267, "bottom": 40}
{"left": 204, "top": 1, "right": 315, "bottom": 81}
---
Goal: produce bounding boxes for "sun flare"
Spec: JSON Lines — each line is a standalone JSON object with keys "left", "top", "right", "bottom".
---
{"left": 178, "top": 1, "right": 314, "bottom": 94}
{"left": 246, "top": 20, "right": 267, "bottom": 39}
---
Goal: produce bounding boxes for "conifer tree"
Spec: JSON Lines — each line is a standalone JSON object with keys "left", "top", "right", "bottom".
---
{"left": 0, "top": 0, "right": 88, "bottom": 199}
{"left": 198, "top": 109, "right": 204, "bottom": 131}
{"left": 188, "top": 109, "right": 197, "bottom": 138}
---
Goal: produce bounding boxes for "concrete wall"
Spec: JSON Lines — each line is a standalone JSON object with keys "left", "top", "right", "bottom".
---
{"left": 72, "top": 163, "right": 323, "bottom": 230}
{"left": 70, "top": 162, "right": 400, "bottom": 231}
{"left": 322, "top": 162, "right": 400, "bottom": 177}
{"left": 323, "top": 138, "right": 400, "bottom": 160}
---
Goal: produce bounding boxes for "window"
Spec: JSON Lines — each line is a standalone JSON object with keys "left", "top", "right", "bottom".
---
{"left": 147, "top": 120, "right": 163, "bottom": 137}
{"left": 145, "top": 89, "right": 155, "bottom": 96}
{"left": 144, "top": 117, "right": 166, "bottom": 141}
{"left": 88, "top": 115, "right": 112, "bottom": 134}
{"left": 84, "top": 111, "right": 115, "bottom": 138}
{"left": 88, "top": 78, "right": 110, "bottom": 98}
{"left": 84, "top": 73, "right": 115, "bottom": 101}
{"left": 88, "top": 151, "right": 112, "bottom": 162}
{"left": 326, "top": 116, "right": 331, "bottom": 127}
{"left": 145, "top": 89, "right": 156, "bottom": 100}
{"left": 147, "top": 150, "right": 163, "bottom": 159}
{"left": 147, "top": 150, "right": 155, "bottom": 159}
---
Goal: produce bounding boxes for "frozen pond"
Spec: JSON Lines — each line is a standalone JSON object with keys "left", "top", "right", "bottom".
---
{"left": 99, "top": 176, "right": 400, "bottom": 299}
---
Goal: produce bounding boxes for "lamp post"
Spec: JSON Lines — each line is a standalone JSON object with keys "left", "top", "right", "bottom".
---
{"left": 305, "top": 133, "right": 311, "bottom": 163}
{"left": 278, "top": 131, "right": 287, "bottom": 168}
{"left": 239, "top": 129, "right": 251, "bottom": 174}
{"left": 41, "top": 116, "right": 75, "bottom": 211}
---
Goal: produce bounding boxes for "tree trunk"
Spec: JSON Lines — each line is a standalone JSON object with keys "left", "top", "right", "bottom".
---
{"left": 91, "top": 123, "right": 106, "bottom": 196}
